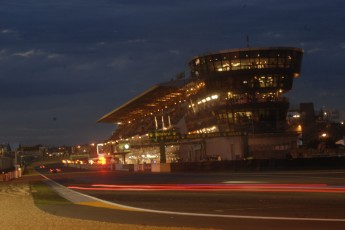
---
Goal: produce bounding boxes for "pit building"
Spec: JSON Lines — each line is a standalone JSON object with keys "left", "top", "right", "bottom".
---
{"left": 98, "top": 47, "right": 303, "bottom": 165}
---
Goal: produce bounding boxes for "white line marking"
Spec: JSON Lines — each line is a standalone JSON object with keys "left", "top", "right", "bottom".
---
{"left": 40, "top": 174, "right": 345, "bottom": 222}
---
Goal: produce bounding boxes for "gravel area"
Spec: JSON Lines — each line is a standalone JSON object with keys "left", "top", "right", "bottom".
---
{"left": 0, "top": 180, "right": 213, "bottom": 230}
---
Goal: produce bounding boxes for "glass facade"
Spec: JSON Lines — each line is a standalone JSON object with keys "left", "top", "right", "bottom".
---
{"left": 185, "top": 47, "right": 303, "bottom": 134}
{"left": 190, "top": 47, "right": 302, "bottom": 79}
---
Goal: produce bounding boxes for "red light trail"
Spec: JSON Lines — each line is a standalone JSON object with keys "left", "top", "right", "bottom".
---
{"left": 67, "top": 183, "right": 345, "bottom": 193}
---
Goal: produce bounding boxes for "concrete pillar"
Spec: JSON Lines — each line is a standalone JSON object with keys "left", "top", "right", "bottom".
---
{"left": 159, "top": 141, "right": 166, "bottom": 163}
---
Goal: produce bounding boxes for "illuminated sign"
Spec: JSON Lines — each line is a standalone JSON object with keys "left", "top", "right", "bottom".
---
{"left": 149, "top": 131, "right": 246, "bottom": 142}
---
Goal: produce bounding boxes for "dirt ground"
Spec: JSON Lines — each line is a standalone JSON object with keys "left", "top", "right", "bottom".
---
{"left": 0, "top": 180, "right": 212, "bottom": 230}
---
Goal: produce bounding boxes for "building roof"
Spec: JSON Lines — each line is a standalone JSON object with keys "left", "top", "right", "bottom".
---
{"left": 189, "top": 46, "right": 303, "bottom": 61}
{"left": 97, "top": 79, "right": 190, "bottom": 124}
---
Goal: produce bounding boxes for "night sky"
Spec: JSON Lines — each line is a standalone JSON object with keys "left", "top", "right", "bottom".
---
{"left": 1, "top": 0, "right": 344, "bottom": 146}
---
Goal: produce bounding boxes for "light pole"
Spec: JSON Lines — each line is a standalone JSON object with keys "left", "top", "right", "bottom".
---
{"left": 318, "top": 133, "right": 327, "bottom": 154}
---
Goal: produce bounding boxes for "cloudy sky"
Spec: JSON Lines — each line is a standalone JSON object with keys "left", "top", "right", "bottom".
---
{"left": 1, "top": 0, "right": 344, "bottom": 146}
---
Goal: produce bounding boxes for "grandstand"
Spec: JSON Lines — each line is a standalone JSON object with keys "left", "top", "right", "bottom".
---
{"left": 98, "top": 47, "right": 303, "bottom": 164}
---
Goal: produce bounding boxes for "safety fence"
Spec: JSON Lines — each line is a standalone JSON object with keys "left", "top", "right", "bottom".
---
{"left": 0, "top": 166, "right": 23, "bottom": 182}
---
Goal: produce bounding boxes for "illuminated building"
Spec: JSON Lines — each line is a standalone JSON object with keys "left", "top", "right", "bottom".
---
{"left": 98, "top": 47, "right": 303, "bottom": 163}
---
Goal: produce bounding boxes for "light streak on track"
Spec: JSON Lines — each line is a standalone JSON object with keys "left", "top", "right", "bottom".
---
{"left": 42, "top": 173, "right": 345, "bottom": 223}
{"left": 67, "top": 183, "right": 345, "bottom": 193}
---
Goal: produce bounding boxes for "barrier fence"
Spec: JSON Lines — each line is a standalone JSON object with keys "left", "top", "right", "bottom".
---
{"left": 0, "top": 166, "right": 23, "bottom": 182}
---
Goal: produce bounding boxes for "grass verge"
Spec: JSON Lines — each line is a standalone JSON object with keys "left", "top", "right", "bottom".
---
{"left": 31, "top": 181, "right": 72, "bottom": 205}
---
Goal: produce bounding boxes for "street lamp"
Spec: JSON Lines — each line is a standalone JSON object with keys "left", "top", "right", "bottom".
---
{"left": 318, "top": 133, "right": 328, "bottom": 155}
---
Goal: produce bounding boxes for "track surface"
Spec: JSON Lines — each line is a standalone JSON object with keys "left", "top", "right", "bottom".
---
{"left": 37, "top": 165, "right": 345, "bottom": 230}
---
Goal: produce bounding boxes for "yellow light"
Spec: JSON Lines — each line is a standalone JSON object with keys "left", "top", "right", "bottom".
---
{"left": 98, "top": 156, "right": 106, "bottom": 165}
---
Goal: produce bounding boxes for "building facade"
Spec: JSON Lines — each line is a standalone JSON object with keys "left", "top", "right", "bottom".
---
{"left": 98, "top": 47, "right": 304, "bottom": 163}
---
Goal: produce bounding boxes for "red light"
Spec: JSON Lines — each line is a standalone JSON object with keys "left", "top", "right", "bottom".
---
{"left": 67, "top": 183, "right": 345, "bottom": 193}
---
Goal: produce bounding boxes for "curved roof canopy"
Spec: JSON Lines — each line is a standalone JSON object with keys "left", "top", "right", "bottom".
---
{"left": 97, "top": 79, "right": 189, "bottom": 124}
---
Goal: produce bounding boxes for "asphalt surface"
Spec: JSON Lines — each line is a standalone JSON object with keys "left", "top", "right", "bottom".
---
{"left": 35, "top": 164, "right": 345, "bottom": 230}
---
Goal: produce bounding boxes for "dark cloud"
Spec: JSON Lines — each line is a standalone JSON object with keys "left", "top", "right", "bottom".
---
{"left": 0, "top": 0, "right": 344, "bottom": 145}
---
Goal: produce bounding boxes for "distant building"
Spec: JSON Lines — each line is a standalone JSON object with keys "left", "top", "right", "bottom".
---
{"left": 288, "top": 103, "right": 345, "bottom": 151}
{"left": 0, "top": 143, "right": 14, "bottom": 170}
{"left": 320, "top": 108, "right": 342, "bottom": 123}
{"left": 0, "top": 144, "right": 11, "bottom": 157}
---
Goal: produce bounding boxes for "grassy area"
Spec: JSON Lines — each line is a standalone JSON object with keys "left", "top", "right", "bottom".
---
{"left": 24, "top": 162, "right": 71, "bottom": 206}
{"left": 31, "top": 181, "right": 72, "bottom": 205}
